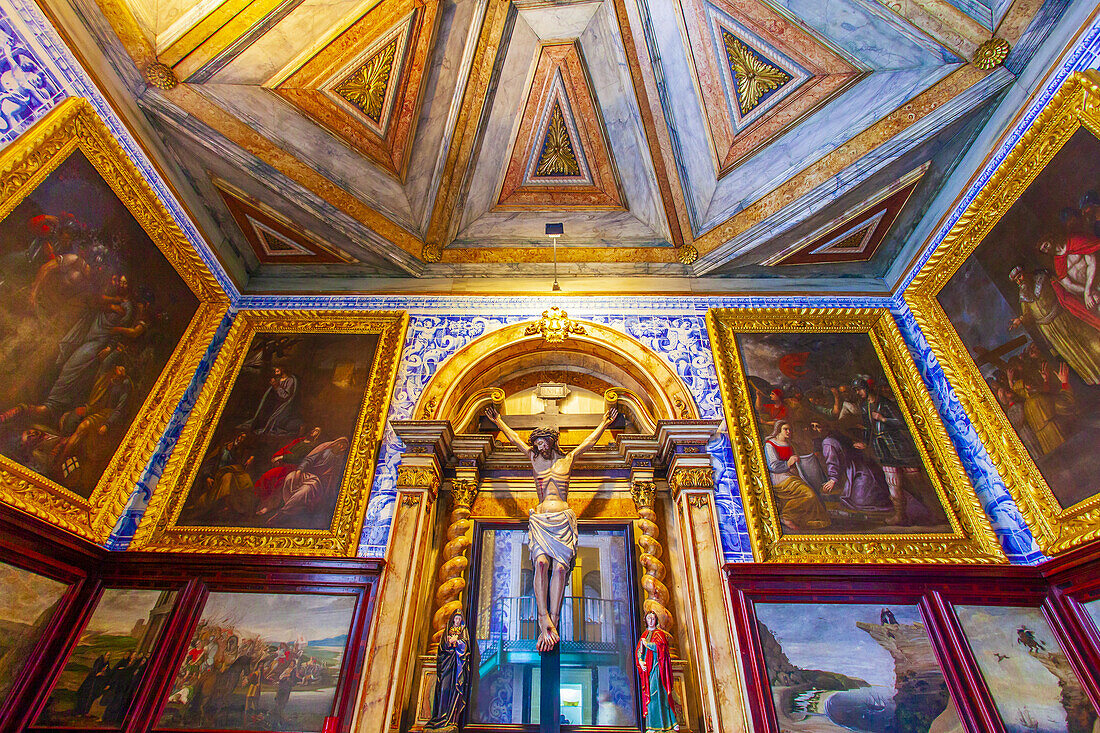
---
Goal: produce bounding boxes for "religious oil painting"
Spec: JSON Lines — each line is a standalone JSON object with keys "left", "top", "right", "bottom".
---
{"left": 156, "top": 591, "right": 357, "bottom": 732}
{"left": 936, "top": 129, "right": 1100, "bottom": 512}
{"left": 178, "top": 331, "right": 380, "bottom": 530}
{"left": 0, "top": 561, "right": 68, "bottom": 708}
{"left": 1082, "top": 599, "right": 1100, "bottom": 638}
{"left": 955, "top": 605, "right": 1097, "bottom": 733}
{"left": 708, "top": 308, "right": 1002, "bottom": 564}
{"left": 753, "top": 603, "right": 961, "bottom": 733}
{"left": 131, "top": 311, "right": 406, "bottom": 555}
{"left": 905, "top": 72, "right": 1100, "bottom": 555}
{"left": 36, "top": 588, "right": 177, "bottom": 727}
{"left": 463, "top": 527, "right": 639, "bottom": 728}
{"left": 0, "top": 98, "right": 226, "bottom": 543}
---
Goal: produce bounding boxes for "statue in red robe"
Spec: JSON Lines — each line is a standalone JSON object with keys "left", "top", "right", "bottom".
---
{"left": 635, "top": 611, "right": 680, "bottom": 733}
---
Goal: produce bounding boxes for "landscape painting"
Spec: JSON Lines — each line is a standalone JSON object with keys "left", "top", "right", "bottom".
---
{"left": 0, "top": 150, "right": 200, "bottom": 498}
{"left": 176, "top": 331, "right": 380, "bottom": 530}
{"left": 753, "top": 602, "right": 961, "bottom": 732}
{"left": 1082, "top": 599, "right": 1100, "bottom": 638}
{"left": 955, "top": 605, "right": 1097, "bottom": 733}
{"left": 157, "top": 591, "right": 357, "bottom": 731}
{"left": 936, "top": 129, "right": 1100, "bottom": 511}
{"left": 736, "top": 331, "right": 950, "bottom": 536}
{"left": 36, "top": 588, "right": 176, "bottom": 727}
{"left": 0, "top": 561, "right": 68, "bottom": 707}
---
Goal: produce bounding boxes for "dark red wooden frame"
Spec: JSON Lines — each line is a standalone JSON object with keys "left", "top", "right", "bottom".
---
{"left": 0, "top": 507, "right": 382, "bottom": 733}
{"left": 727, "top": 545, "right": 1100, "bottom": 733}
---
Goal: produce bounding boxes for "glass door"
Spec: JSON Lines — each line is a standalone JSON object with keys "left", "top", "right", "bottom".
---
{"left": 467, "top": 525, "right": 640, "bottom": 727}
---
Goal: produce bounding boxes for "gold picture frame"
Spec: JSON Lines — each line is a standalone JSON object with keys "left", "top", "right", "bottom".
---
{"left": 905, "top": 71, "right": 1100, "bottom": 556}
{"left": 131, "top": 310, "right": 407, "bottom": 555}
{"left": 0, "top": 98, "right": 229, "bottom": 543}
{"left": 707, "top": 307, "right": 1004, "bottom": 563}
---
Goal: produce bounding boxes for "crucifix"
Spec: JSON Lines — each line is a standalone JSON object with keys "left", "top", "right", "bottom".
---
{"left": 484, "top": 384, "right": 617, "bottom": 733}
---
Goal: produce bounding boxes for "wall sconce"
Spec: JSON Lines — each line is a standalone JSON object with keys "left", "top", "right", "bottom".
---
{"left": 546, "top": 222, "right": 563, "bottom": 292}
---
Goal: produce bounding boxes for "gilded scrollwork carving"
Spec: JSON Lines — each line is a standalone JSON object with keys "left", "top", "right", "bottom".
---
{"left": 0, "top": 98, "right": 229, "bottom": 544}
{"left": 707, "top": 307, "right": 1005, "bottom": 564}
{"left": 430, "top": 478, "right": 480, "bottom": 648}
{"left": 631, "top": 480, "right": 673, "bottom": 634}
{"left": 667, "top": 467, "right": 714, "bottom": 493}
{"left": 397, "top": 465, "right": 441, "bottom": 492}
{"left": 524, "top": 307, "right": 586, "bottom": 343}
{"left": 131, "top": 310, "right": 407, "bottom": 556}
{"left": 905, "top": 72, "right": 1100, "bottom": 556}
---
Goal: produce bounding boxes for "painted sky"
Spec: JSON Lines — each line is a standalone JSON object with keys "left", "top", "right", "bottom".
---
{"left": 954, "top": 605, "right": 1069, "bottom": 731}
{"left": 754, "top": 602, "right": 926, "bottom": 688}
{"left": 197, "top": 592, "right": 356, "bottom": 643}
{"left": 0, "top": 562, "right": 66, "bottom": 626}
{"left": 84, "top": 589, "right": 171, "bottom": 635}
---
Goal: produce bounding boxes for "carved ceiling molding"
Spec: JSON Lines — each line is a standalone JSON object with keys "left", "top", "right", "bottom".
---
{"left": 496, "top": 42, "right": 624, "bottom": 210}
{"left": 270, "top": 0, "right": 439, "bottom": 180}
{"left": 211, "top": 177, "right": 354, "bottom": 264}
{"left": 764, "top": 162, "right": 929, "bottom": 266}
{"left": 679, "top": 0, "right": 864, "bottom": 175}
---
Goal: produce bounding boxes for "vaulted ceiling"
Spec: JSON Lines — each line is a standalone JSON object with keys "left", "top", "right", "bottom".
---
{"left": 62, "top": 0, "right": 1064, "bottom": 293}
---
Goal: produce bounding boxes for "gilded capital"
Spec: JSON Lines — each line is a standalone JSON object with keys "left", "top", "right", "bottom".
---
{"left": 630, "top": 480, "right": 656, "bottom": 510}
{"left": 450, "top": 478, "right": 480, "bottom": 510}
{"left": 668, "top": 467, "right": 714, "bottom": 493}
{"left": 397, "top": 465, "right": 440, "bottom": 492}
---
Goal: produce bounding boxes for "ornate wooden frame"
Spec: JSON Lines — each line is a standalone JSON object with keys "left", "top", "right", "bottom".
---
{"left": 905, "top": 71, "right": 1100, "bottom": 556}
{"left": 0, "top": 98, "right": 229, "bottom": 544}
{"left": 707, "top": 307, "right": 1004, "bottom": 564}
{"left": 131, "top": 310, "right": 407, "bottom": 556}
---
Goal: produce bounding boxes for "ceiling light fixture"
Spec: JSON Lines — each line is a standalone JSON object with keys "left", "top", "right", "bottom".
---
{"left": 546, "top": 222, "right": 563, "bottom": 292}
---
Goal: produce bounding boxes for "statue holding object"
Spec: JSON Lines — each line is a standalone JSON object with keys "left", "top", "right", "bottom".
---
{"left": 485, "top": 405, "right": 617, "bottom": 652}
{"left": 424, "top": 611, "right": 471, "bottom": 733}
{"left": 636, "top": 611, "right": 681, "bottom": 733}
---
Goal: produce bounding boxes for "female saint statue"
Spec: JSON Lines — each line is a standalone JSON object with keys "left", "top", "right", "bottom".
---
{"left": 425, "top": 612, "right": 471, "bottom": 733}
{"left": 635, "top": 611, "right": 681, "bottom": 733}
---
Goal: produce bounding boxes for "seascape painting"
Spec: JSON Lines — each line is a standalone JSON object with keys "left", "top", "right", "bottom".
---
{"left": 0, "top": 150, "right": 199, "bottom": 497}
{"left": 937, "top": 129, "right": 1100, "bottom": 510}
{"left": 0, "top": 561, "right": 67, "bottom": 707}
{"left": 754, "top": 603, "right": 961, "bottom": 732}
{"left": 176, "top": 332, "right": 379, "bottom": 530}
{"left": 157, "top": 591, "right": 357, "bottom": 731}
{"left": 36, "top": 588, "right": 176, "bottom": 727}
{"left": 736, "top": 332, "right": 949, "bottom": 535}
{"left": 955, "top": 605, "right": 1097, "bottom": 733}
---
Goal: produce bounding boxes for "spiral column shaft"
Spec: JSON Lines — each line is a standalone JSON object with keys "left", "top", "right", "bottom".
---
{"left": 430, "top": 478, "right": 478, "bottom": 648}
{"left": 632, "top": 480, "right": 674, "bottom": 634}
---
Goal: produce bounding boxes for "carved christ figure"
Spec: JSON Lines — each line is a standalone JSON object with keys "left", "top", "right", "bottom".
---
{"left": 485, "top": 405, "right": 618, "bottom": 652}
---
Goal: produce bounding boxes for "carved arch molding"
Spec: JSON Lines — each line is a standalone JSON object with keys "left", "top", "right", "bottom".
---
{"left": 414, "top": 318, "right": 700, "bottom": 431}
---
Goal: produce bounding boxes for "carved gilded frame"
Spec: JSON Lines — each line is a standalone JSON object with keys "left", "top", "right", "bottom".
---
{"left": 707, "top": 308, "right": 1004, "bottom": 564}
{"left": 905, "top": 71, "right": 1100, "bottom": 556}
{"left": 131, "top": 310, "right": 407, "bottom": 555}
{"left": 0, "top": 98, "right": 229, "bottom": 543}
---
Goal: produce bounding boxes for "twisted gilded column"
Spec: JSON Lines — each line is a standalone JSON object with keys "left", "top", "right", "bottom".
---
{"left": 631, "top": 479, "right": 673, "bottom": 634}
{"left": 430, "top": 478, "right": 479, "bottom": 647}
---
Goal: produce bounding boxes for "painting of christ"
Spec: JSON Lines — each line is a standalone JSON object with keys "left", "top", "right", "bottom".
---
{"left": 0, "top": 151, "right": 199, "bottom": 498}
{"left": 736, "top": 331, "right": 950, "bottom": 536}
{"left": 176, "top": 332, "right": 380, "bottom": 530}
{"left": 937, "top": 129, "right": 1100, "bottom": 511}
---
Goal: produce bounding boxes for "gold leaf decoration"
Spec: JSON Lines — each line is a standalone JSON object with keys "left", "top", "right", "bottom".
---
{"left": 722, "top": 31, "right": 791, "bottom": 116}
{"left": 334, "top": 38, "right": 399, "bottom": 123}
{"left": 535, "top": 102, "right": 581, "bottom": 177}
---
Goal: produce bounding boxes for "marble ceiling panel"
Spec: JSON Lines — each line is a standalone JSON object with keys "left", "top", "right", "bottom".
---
{"left": 455, "top": 0, "right": 670, "bottom": 248}
{"left": 64, "top": 0, "right": 1070, "bottom": 287}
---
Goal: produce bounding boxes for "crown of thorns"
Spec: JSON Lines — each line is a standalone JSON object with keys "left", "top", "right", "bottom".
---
{"left": 529, "top": 427, "right": 560, "bottom": 443}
